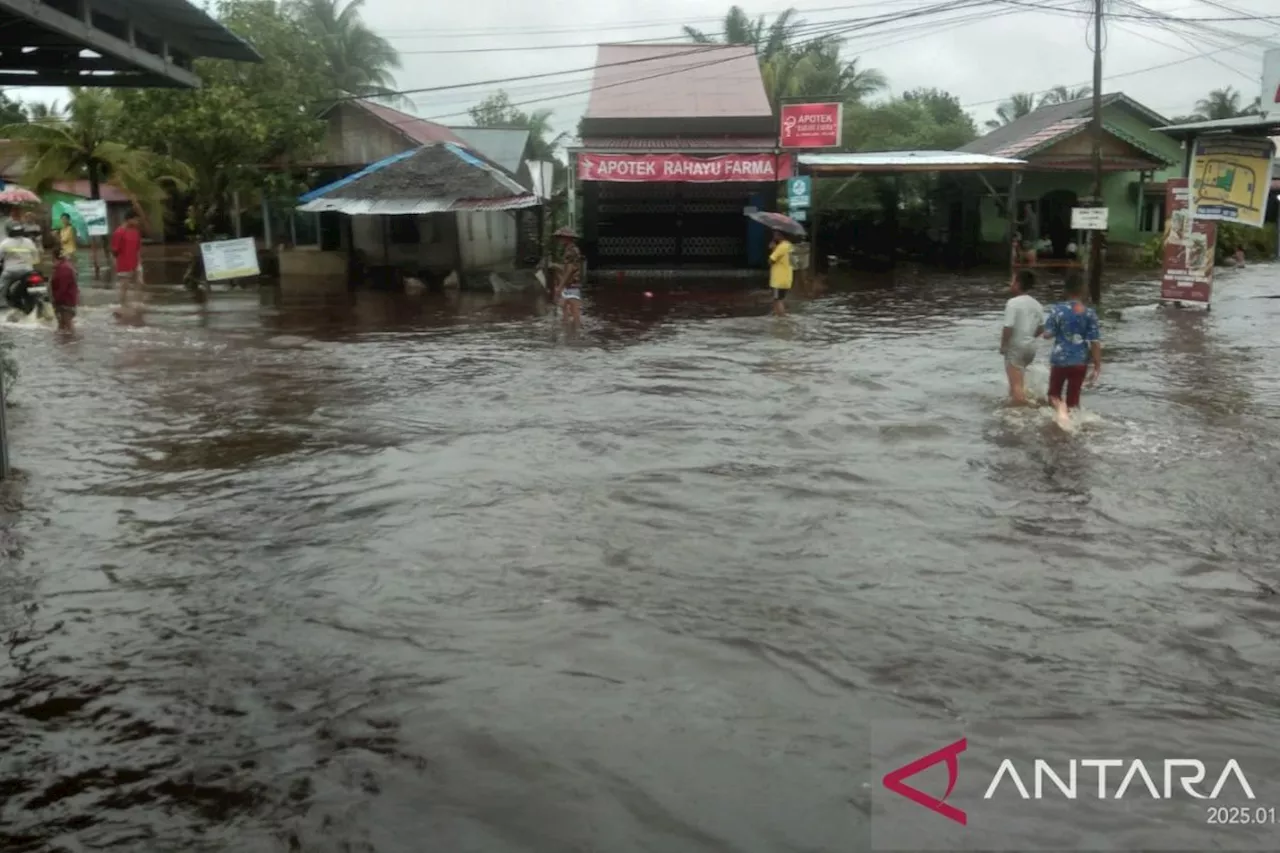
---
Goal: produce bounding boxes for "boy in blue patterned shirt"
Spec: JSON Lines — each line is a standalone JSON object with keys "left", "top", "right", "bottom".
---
{"left": 1042, "top": 273, "right": 1101, "bottom": 424}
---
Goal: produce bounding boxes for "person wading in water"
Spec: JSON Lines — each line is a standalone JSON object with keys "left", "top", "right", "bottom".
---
{"left": 551, "top": 226, "right": 583, "bottom": 328}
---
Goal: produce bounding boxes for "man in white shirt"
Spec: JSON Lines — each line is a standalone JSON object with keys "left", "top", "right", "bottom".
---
{"left": 999, "top": 269, "right": 1044, "bottom": 405}
{"left": 0, "top": 221, "right": 41, "bottom": 305}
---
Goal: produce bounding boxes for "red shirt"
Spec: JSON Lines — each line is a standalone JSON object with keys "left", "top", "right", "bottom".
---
{"left": 51, "top": 259, "right": 79, "bottom": 306}
{"left": 111, "top": 225, "right": 141, "bottom": 273}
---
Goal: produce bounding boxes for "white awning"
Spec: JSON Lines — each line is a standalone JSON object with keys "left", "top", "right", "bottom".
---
{"left": 797, "top": 150, "right": 1027, "bottom": 173}
{"left": 297, "top": 195, "right": 541, "bottom": 215}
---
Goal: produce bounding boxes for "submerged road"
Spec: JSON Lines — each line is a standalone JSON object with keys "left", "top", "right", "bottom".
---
{"left": 1, "top": 267, "right": 1278, "bottom": 851}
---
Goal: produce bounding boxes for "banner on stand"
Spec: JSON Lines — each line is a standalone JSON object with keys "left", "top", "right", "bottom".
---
{"left": 1160, "top": 178, "right": 1216, "bottom": 304}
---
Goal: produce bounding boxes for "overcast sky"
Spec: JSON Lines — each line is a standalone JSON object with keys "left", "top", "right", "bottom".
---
{"left": 12, "top": 0, "right": 1280, "bottom": 138}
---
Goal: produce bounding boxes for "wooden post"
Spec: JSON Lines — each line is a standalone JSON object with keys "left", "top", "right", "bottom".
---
{"left": 261, "top": 197, "right": 272, "bottom": 247}
{"left": 1007, "top": 173, "right": 1020, "bottom": 277}
{"left": 231, "top": 190, "right": 242, "bottom": 238}
{"left": 0, "top": 353, "right": 9, "bottom": 480}
{"left": 1087, "top": 0, "right": 1105, "bottom": 306}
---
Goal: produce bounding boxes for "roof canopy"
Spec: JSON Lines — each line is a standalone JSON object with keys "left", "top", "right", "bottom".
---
{"left": 799, "top": 151, "right": 1027, "bottom": 174}
{"left": 0, "top": 0, "right": 260, "bottom": 88}
{"left": 298, "top": 143, "right": 539, "bottom": 216}
{"left": 580, "top": 43, "right": 774, "bottom": 137}
{"left": 1157, "top": 114, "right": 1280, "bottom": 140}
{"left": 961, "top": 93, "right": 1172, "bottom": 161}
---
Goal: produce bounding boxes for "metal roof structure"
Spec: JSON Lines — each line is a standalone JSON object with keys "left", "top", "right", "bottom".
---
{"left": 1156, "top": 114, "right": 1280, "bottom": 140}
{"left": 798, "top": 150, "right": 1028, "bottom": 173}
{"left": 580, "top": 43, "right": 774, "bottom": 137}
{"left": 577, "top": 135, "right": 778, "bottom": 151}
{"left": 961, "top": 93, "right": 1172, "bottom": 161}
{"left": 0, "top": 0, "right": 260, "bottom": 88}
{"left": 327, "top": 100, "right": 468, "bottom": 148}
{"left": 447, "top": 126, "right": 531, "bottom": 174}
{"left": 297, "top": 143, "right": 538, "bottom": 216}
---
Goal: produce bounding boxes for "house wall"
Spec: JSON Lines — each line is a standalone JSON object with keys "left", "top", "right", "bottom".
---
{"left": 321, "top": 103, "right": 416, "bottom": 166}
{"left": 456, "top": 210, "right": 518, "bottom": 269}
{"left": 349, "top": 213, "right": 460, "bottom": 272}
{"left": 977, "top": 103, "right": 1187, "bottom": 251}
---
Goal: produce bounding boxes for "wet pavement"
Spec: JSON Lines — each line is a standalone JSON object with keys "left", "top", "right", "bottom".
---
{"left": 1, "top": 266, "right": 1278, "bottom": 852}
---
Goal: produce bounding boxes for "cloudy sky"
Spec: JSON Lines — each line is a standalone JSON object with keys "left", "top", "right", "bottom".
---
{"left": 13, "top": 0, "right": 1280, "bottom": 136}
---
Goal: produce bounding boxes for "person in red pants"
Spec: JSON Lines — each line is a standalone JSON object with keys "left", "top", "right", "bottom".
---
{"left": 1042, "top": 273, "right": 1101, "bottom": 427}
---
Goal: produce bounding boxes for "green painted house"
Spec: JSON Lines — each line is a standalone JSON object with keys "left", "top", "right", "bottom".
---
{"left": 958, "top": 93, "right": 1183, "bottom": 261}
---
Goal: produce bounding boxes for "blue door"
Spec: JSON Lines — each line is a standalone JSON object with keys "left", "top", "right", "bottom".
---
{"left": 746, "top": 192, "right": 766, "bottom": 267}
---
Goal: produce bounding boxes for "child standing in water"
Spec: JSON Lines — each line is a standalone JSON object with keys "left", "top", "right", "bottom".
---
{"left": 999, "top": 269, "right": 1044, "bottom": 405}
{"left": 768, "top": 230, "right": 793, "bottom": 316}
{"left": 1042, "top": 273, "right": 1102, "bottom": 426}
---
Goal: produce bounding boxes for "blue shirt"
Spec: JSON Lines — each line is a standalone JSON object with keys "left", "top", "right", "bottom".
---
{"left": 1043, "top": 301, "right": 1101, "bottom": 367}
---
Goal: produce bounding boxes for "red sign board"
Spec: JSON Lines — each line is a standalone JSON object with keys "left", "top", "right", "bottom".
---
{"left": 1160, "top": 178, "right": 1216, "bottom": 304}
{"left": 779, "top": 102, "right": 843, "bottom": 149}
{"left": 576, "top": 152, "right": 793, "bottom": 183}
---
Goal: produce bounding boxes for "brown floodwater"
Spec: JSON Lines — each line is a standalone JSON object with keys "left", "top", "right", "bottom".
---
{"left": 1, "top": 265, "right": 1278, "bottom": 852}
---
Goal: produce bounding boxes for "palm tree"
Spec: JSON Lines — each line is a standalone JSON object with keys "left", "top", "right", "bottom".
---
{"left": 291, "top": 0, "right": 401, "bottom": 100}
{"left": 684, "top": 6, "right": 802, "bottom": 60}
{"left": 0, "top": 88, "right": 191, "bottom": 230}
{"left": 1193, "top": 87, "right": 1259, "bottom": 120}
{"left": 984, "top": 93, "right": 1038, "bottom": 130}
{"left": 1038, "top": 85, "right": 1092, "bottom": 108}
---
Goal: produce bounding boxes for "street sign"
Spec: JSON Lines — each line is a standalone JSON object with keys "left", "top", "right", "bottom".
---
{"left": 1071, "top": 207, "right": 1109, "bottom": 230}
{"left": 787, "top": 176, "right": 812, "bottom": 209}
{"left": 791, "top": 209, "right": 807, "bottom": 222}
{"left": 779, "top": 102, "right": 843, "bottom": 149}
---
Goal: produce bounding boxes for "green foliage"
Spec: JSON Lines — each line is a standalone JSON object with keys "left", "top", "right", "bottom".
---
{"left": 468, "top": 90, "right": 569, "bottom": 187}
{"left": 0, "top": 89, "right": 191, "bottom": 229}
{"left": 114, "top": 0, "right": 336, "bottom": 236}
{"left": 1214, "top": 222, "right": 1276, "bottom": 262}
{"left": 287, "top": 0, "right": 402, "bottom": 100}
{"left": 1138, "top": 233, "right": 1164, "bottom": 268}
{"left": 985, "top": 93, "right": 1037, "bottom": 130}
{"left": 0, "top": 92, "right": 26, "bottom": 126}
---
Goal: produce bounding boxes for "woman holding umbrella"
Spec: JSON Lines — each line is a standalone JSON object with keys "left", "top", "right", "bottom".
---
{"left": 746, "top": 211, "right": 803, "bottom": 316}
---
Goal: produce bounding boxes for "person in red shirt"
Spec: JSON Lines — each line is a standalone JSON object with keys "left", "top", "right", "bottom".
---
{"left": 110, "top": 211, "right": 143, "bottom": 308}
{"left": 50, "top": 246, "right": 79, "bottom": 331}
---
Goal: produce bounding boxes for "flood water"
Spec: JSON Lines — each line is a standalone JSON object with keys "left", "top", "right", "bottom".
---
{"left": 1, "top": 266, "right": 1278, "bottom": 852}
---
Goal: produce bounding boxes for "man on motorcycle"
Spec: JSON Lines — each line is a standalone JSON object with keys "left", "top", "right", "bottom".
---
{"left": 0, "top": 221, "right": 41, "bottom": 306}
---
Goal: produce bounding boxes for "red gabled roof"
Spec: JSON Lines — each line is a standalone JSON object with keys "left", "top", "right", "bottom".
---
{"left": 585, "top": 44, "right": 772, "bottom": 121}
{"left": 51, "top": 181, "right": 131, "bottom": 203}
{"left": 580, "top": 135, "right": 777, "bottom": 150}
{"left": 350, "top": 100, "right": 467, "bottom": 147}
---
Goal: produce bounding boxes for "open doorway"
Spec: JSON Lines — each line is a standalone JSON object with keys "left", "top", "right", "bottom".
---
{"left": 1039, "top": 189, "right": 1078, "bottom": 258}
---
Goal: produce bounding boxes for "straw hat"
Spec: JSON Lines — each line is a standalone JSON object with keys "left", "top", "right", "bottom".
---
{"left": 553, "top": 226, "right": 579, "bottom": 239}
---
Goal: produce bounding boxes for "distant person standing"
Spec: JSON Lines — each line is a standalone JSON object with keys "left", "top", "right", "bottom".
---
{"left": 1042, "top": 273, "right": 1101, "bottom": 427}
{"left": 999, "top": 269, "right": 1044, "bottom": 405}
{"left": 110, "top": 211, "right": 143, "bottom": 308}
{"left": 58, "top": 212, "right": 78, "bottom": 269}
{"left": 551, "top": 226, "right": 583, "bottom": 327}
{"left": 1016, "top": 203, "right": 1039, "bottom": 264}
{"left": 50, "top": 246, "right": 79, "bottom": 332}
{"left": 768, "top": 230, "right": 794, "bottom": 316}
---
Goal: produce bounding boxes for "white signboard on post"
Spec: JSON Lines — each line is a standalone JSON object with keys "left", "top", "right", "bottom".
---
{"left": 200, "top": 237, "right": 260, "bottom": 281}
{"left": 73, "top": 199, "right": 108, "bottom": 236}
{"left": 1263, "top": 48, "right": 1280, "bottom": 116}
{"left": 1071, "top": 207, "right": 1109, "bottom": 230}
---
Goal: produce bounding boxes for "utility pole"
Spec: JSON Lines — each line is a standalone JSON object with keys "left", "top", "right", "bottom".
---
{"left": 1088, "top": 0, "right": 1105, "bottom": 306}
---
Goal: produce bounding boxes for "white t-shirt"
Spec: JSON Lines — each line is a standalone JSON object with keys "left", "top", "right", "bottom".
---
{"left": 1003, "top": 293, "right": 1044, "bottom": 349}
{"left": 0, "top": 236, "right": 38, "bottom": 273}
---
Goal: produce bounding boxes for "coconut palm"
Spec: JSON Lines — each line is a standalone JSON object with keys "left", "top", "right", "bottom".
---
{"left": 0, "top": 88, "right": 191, "bottom": 229}
{"left": 290, "top": 0, "right": 401, "bottom": 100}
{"left": 683, "top": 6, "right": 803, "bottom": 61}
{"left": 1193, "top": 87, "right": 1259, "bottom": 121}
{"left": 1038, "top": 85, "right": 1092, "bottom": 107}
{"left": 984, "top": 93, "right": 1038, "bottom": 130}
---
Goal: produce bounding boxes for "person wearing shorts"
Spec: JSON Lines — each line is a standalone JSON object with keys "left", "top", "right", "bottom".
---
{"left": 999, "top": 269, "right": 1044, "bottom": 405}
{"left": 552, "top": 226, "right": 583, "bottom": 327}
{"left": 111, "top": 210, "right": 144, "bottom": 308}
{"left": 768, "top": 230, "right": 793, "bottom": 316}
{"left": 1043, "top": 272, "right": 1101, "bottom": 419}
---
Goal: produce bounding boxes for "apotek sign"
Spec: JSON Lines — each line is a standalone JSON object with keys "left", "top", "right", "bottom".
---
{"left": 576, "top": 152, "right": 792, "bottom": 183}
{"left": 779, "top": 102, "right": 843, "bottom": 149}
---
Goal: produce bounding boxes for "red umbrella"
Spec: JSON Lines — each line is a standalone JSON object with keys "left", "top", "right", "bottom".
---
{"left": 746, "top": 210, "right": 805, "bottom": 237}
{"left": 0, "top": 186, "right": 40, "bottom": 205}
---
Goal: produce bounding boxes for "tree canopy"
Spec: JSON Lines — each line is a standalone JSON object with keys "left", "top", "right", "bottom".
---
{"left": 468, "top": 90, "right": 569, "bottom": 186}
{"left": 288, "top": 0, "right": 402, "bottom": 100}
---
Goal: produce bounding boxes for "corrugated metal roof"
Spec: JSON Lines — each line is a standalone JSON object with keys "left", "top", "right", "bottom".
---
{"left": 798, "top": 151, "right": 1027, "bottom": 171}
{"left": 297, "top": 196, "right": 540, "bottom": 215}
{"left": 50, "top": 180, "right": 132, "bottom": 203}
{"left": 962, "top": 93, "right": 1170, "bottom": 158}
{"left": 348, "top": 100, "right": 468, "bottom": 147}
{"left": 989, "top": 118, "right": 1089, "bottom": 157}
{"left": 1158, "top": 114, "right": 1280, "bottom": 138}
{"left": 448, "top": 127, "right": 531, "bottom": 174}
{"left": 580, "top": 136, "right": 777, "bottom": 150}
{"left": 585, "top": 43, "right": 772, "bottom": 120}
{"left": 135, "top": 0, "right": 261, "bottom": 62}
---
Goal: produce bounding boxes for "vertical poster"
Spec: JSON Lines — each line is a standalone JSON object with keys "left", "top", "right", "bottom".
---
{"left": 1160, "top": 178, "right": 1216, "bottom": 304}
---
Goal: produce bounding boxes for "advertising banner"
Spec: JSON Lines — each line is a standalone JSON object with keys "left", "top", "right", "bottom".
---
{"left": 1160, "top": 178, "right": 1216, "bottom": 304}
{"left": 779, "top": 102, "right": 843, "bottom": 149}
{"left": 1189, "top": 136, "right": 1276, "bottom": 228}
{"left": 787, "top": 176, "right": 812, "bottom": 209}
{"left": 576, "top": 152, "right": 792, "bottom": 183}
{"left": 73, "top": 199, "right": 109, "bottom": 237}
{"left": 200, "top": 237, "right": 260, "bottom": 281}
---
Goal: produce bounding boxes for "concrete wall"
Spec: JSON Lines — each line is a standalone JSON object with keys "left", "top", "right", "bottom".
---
{"left": 349, "top": 213, "right": 460, "bottom": 271}
{"left": 279, "top": 246, "right": 347, "bottom": 278}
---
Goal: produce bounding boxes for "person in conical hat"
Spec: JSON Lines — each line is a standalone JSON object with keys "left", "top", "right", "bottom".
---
{"left": 551, "top": 227, "right": 583, "bottom": 327}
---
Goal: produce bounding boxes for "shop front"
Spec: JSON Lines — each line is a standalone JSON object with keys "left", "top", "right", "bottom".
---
{"left": 574, "top": 150, "right": 793, "bottom": 274}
